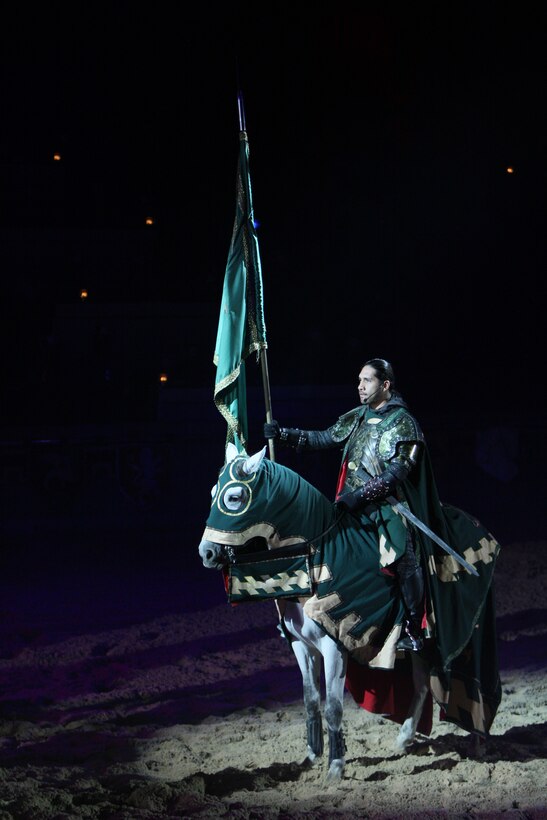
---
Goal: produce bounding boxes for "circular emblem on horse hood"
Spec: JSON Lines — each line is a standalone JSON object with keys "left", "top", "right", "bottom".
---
{"left": 204, "top": 457, "right": 315, "bottom": 549}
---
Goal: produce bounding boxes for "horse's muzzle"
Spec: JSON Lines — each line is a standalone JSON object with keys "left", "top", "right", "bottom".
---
{"left": 198, "top": 539, "right": 228, "bottom": 569}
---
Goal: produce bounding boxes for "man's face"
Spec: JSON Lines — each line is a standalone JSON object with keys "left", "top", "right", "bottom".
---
{"left": 358, "top": 365, "right": 385, "bottom": 407}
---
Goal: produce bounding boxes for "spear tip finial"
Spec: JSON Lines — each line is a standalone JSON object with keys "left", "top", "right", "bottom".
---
{"left": 237, "top": 90, "right": 247, "bottom": 132}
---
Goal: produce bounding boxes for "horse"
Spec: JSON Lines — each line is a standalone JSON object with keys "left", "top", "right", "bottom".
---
{"left": 198, "top": 443, "right": 500, "bottom": 780}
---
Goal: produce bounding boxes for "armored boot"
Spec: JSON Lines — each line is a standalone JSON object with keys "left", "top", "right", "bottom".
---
{"left": 395, "top": 543, "right": 425, "bottom": 652}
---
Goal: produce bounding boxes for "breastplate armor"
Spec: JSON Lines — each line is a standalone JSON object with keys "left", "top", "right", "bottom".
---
{"left": 343, "top": 408, "right": 423, "bottom": 490}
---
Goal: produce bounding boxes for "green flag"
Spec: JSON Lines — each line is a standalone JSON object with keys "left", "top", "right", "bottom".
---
{"left": 214, "top": 128, "right": 267, "bottom": 452}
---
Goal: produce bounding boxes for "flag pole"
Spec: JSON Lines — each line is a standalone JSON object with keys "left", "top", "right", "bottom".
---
{"left": 260, "top": 349, "right": 275, "bottom": 462}
{"left": 237, "top": 90, "right": 276, "bottom": 462}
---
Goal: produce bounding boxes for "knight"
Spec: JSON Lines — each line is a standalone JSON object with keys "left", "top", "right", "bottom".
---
{"left": 264, "top": 357, "right": 427, "bottom": 652}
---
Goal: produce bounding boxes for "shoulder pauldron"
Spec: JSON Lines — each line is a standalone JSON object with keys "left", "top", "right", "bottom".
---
{"left": 328, "top": 407, "right": 364, "bottom": 443}
{"left": 378, "top": 411, "right": 424, "bottom": 461}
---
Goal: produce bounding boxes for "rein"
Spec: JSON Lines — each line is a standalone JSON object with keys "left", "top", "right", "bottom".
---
{"left": 225, "top": 509, "right": 345, "bottom": 565}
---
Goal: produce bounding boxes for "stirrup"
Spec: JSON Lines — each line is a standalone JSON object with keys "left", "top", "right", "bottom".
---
{"left": 396, "top": 623, "right": 424, "bottom": 652}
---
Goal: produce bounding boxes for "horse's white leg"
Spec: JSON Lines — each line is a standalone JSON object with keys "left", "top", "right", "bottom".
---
{"left": 291, "top": 639, "right": 324, "bottom": 762}
{"left": 395, "top": 651, "right": 430, "bottom": 753}
{"left": 320, "top": 635, "right": 347, "bottom": 781}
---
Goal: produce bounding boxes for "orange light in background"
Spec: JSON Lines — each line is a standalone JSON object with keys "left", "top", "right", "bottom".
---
{"left": 145, "top": 217, "right": 154, "bottom": 226}
{"left": 159, "top": 373, "right": 168, "bottom": 383}
{"left": 506, "top": 167, "right": 514, "bottom": 174}
{"left": 53, "top": 153, "right": 62, "bottom": 161}
{"left": 80, "top": 289, "right": 88, "bottom": 301}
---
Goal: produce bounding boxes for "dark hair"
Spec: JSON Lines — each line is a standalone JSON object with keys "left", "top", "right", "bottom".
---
{"left": 364, "top": 358, "right": 400, "bottom": 396}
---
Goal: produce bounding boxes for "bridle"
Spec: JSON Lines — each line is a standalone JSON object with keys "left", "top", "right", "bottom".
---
{"left": 222, "top": 509, "right": 345, "bottom": 565}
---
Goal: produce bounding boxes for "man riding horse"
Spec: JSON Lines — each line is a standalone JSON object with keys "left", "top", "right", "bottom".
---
{"left": 265, "top": 357, "right": 501, "bottom": 733}
{"left": 265, "top": 358, "right": 426, "bottom": 652}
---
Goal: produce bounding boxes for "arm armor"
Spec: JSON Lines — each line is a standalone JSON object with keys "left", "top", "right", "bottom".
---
{"left": 278, "top": 427, "right": 308, "bottom": 452}
{"left": 361, "top": 441, "right": 421, "bottom": 496}
{"left": 338, "top": 441, "right": 421, "bottom": 511}
{"left": 264, "top": 419, "right": 340, "bottom": 453}
{"left": 338, "top": 471, "right": 397, "bottom": 511}
{"left": 279, "top": 427, "right": 339, "bottom": 453}
{"left": 387, "top": 441, "right": 421, "bottom": 478}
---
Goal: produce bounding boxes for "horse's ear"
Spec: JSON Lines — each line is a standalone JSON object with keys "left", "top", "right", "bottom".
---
{"left": 225, "top": 442, "right": 240, "bottom": 464}
{"left": 241, "top": 446, "right": 267, "bottom": 476}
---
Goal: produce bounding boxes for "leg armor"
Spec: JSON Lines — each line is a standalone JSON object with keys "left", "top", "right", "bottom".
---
{"left": 395, "top": 533, "right": 425, "bottom": 651}
{"left": 306, "top": 713, "right": 324, "bottom": 758}
{"left": 328, "top": 727, "right": 346, "bottom": 767}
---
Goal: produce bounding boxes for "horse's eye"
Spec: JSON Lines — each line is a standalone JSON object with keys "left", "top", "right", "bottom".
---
{"left": 223, "top": 485, "right": 249, "bottom": 511}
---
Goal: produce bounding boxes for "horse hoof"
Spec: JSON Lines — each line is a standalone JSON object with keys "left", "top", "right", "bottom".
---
{"left": 395, "top": 739, "right": 414, "bottom": 753}
{"left": 394, "top": 731, "right": 415, "bottom": 753}
{"left": 395, "top": 716, "right": 417, "bottom": 753}
{"left": 326, "top": 759, "right": 344, "bottom": 781}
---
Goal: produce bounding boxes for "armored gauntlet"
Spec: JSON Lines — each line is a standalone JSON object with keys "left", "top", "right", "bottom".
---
{"left": 263, "top": 420, "right": 308, "bottom": 451}
{"left": 337, "top": 472, "right": 396, "bottom": 512}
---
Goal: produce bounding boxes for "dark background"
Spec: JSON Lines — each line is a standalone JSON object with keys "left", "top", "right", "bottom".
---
{"left": 1, "top": 2, "right": 544, "bottom": 408}
{"left": 0, "top": 1, "right": 545, "bottom": 620}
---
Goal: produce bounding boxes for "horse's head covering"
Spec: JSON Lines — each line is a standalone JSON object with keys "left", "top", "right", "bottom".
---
{"left": 203, "top": 444, "right": 329, "bottom": 550}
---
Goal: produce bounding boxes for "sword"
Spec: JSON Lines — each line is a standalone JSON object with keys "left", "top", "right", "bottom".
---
{"left": 386, "top": 495, "right": 479, "bottom": 576}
